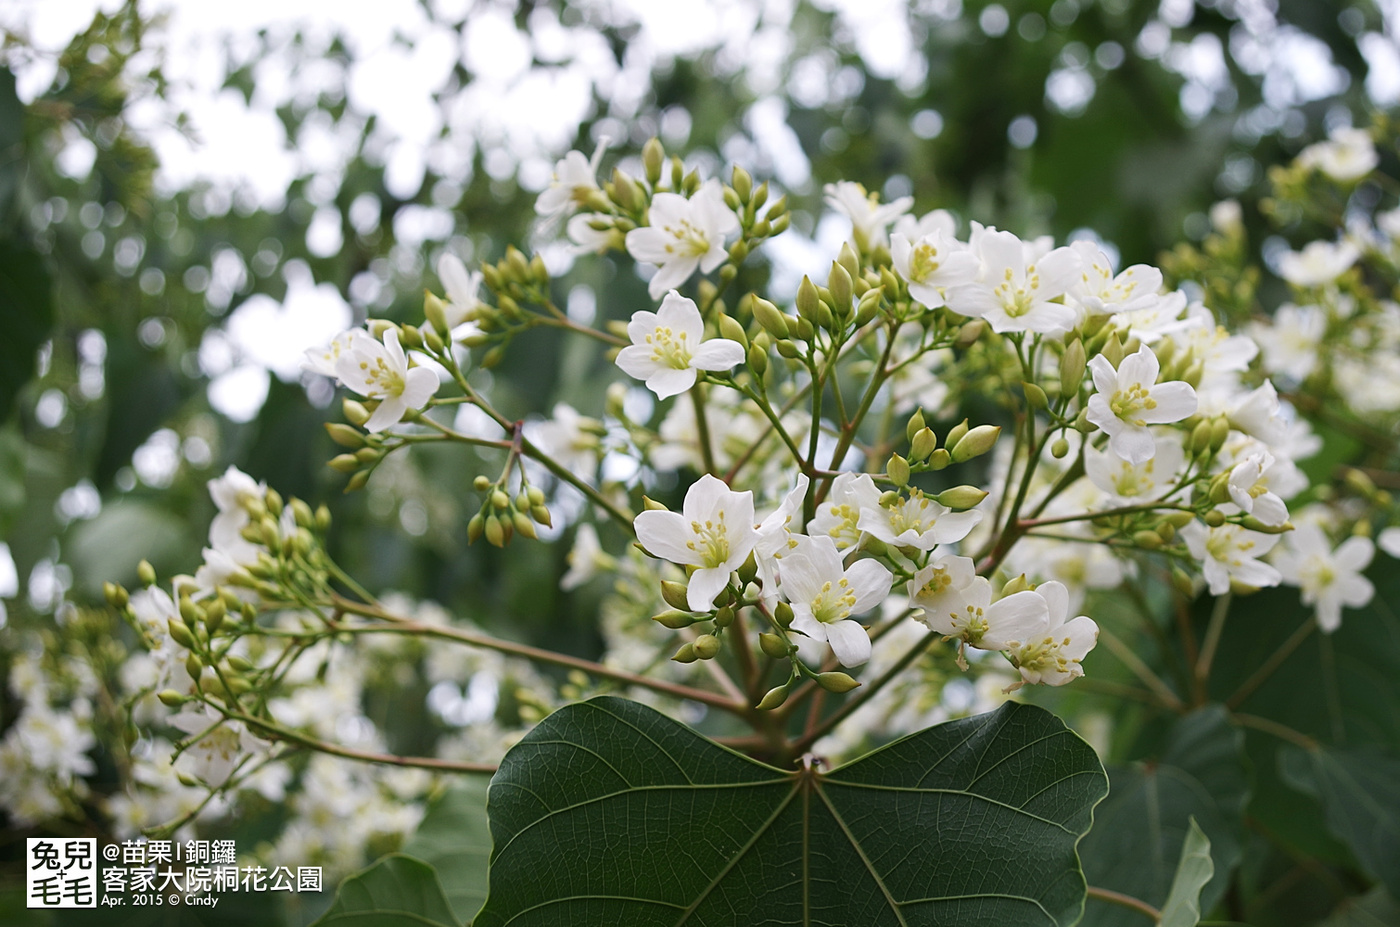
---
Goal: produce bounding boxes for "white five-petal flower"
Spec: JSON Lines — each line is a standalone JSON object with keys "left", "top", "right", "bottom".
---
{"left": 625, "top": 180, "right": 739, "bottom": 299}
{"left": 615, "top": 291, "right": 745, "bottom": 399}
{"left": 891, "top": 230, "right": 979, "bottom": 309}
{"left": 857, "top": 488, "right": 983, "bottom": 551}
{"left": 1181, "top": 520, "right": 1282, "bottom": 595}
{"left": 1273, "top": 523, "right": 1374, "bottom": 633}
{"left": 781, "top": 535, "right": 892, "bottom": 667}
{"left": 335, "top": 329, "right": 441, "bottom": 433}
{"left": 1086, "top": 344, "right": 1197, "bottom": 464}
{"left": 944, "top": 227, "right": 1082, "bottom": 334}
{"left": 914, "top": 571, "right": 1048, "bottom": 655}
{"left": 1005, "top": 581, "right": 1099, "bottom": 687}
{"left": 824, "top": 181, "right": 912, "bottom": 250}
{"left": 633, "top": 474, "right": 757, "bottom": 611}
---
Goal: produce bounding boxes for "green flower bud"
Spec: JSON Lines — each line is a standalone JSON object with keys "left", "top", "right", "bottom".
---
{"left": 750, "top": 180, "right": 769, "bottom": 212}
{"left": 817, "top": 672, "right": 861, "bottom": 693}
{"left": 1001, "top": 574, "right": 1030, "bottom": 596}
{"left": 935, "top": 485, "right": 990, "bottom": 509}
{"left": 168, "top": 619, "right": 196, "bottom": 649}
{"left": 484, "top": 513, "right": 506, "bottom": 547}
{"left": 774, "top": 601, "right": 794, "bottom": 627}
{"left": 1132, "top": 530, "right": 1164, "bottom": 550}
{"left": 905, "top": 410, "right": 926, "bottom": 444}
{"left": 1022, "top": 381, "right": 1049, "bottom": 411}
{"left": 671, "top": 642, "right": 699, "bottom": 664}
{"left": 717, "top": 312, "right": 748, "bottom": 348}
{"left": 137, "top": 559, "right": 157, "bottom": 587}
{"left": 1100, "top": 332, "right": 1125, "bottom": 367}
{"left": 747, "top": 342, "right": 768, "bottom": 377}
{"left": 1060, "top": 339, "right": 1087, "bottom": 398}
{"left": 643, "top": 137, "right": 665, "bottom": 185}
{"left": 157, "top": 689, "right": 186, "bottom": 708}
{"left": 759, "top": 632, "right": 791, "bottom": 659}
{"left": 926, "top": 448, "right": 952, "bottom": 470}
{"left": 752, "top": 297, "right": 790, "bottom": 338}
{"left": 467, "top": 512, "right": 485, "bottom": 544}
{"left": 531, "top": 505, "right": 552, "bottom": 528}
{"left": 693, "top": 634, "right": 722, "bottom": 659}
{"left": 1189, "top": 419, "right": 1212, "bottom": 454}
{"left": 424, "top": 291, "right": 450, "bottom": 337}
{"left": 324, "top": 423, "right": 364, "bottom": 448}
{"left": 796, "top": 275, "right": 820, "bottom": 322}
{"left": 887, "top": 454, "right": 911, "bottom": 488}
{"left": 955, "top": 319, "right": 987, "bottom": 347}
{"left": 104, "top": 582, "right": 129, "bottom": 610}
{"left": 944, "top": 419, "right": 969, "bottom": 451}
{"left": 343, "top": 399, "right": 371, "bottom": 427}
{"left": 652, "top": 609, "right": 697, "bottom": 630}
{"left": 491, "top": 490, "right": 510, "bottom": 510}
{"left": 1209, "top": 417, "right": 1230, "bottom": 452}
{"left": 186, "top": 653, "right": 203, "bottom": 679}
{"left": 731, "top": 164, "right": 753, "bottom": 202}
{"left": 714, "top": 605, "right": 735, "bottom": 628}
{"left": 512, "top": 510, "right": 538, "bottom": 540}
{"left": 1051, "top": 437, "right": 1070, "bottom": 459}
{"left": 737, "top": 550, "right": 758, "bottom": 585}
{"left": 756, "top": 684, "right": 790, "bottom": 710}
{"left": 776, "top": 339, "right": 801, "bottom": 359}
{"left": 950, "top": 424, "right": 1001, "bottom": 463}
{"left": 227, "top": 655, "right": 255, "bottom": 673}
{"left": 910, "top": 427, "right": 937, "bottom": 463}
{"left": 1240, "top": 517, "right": 1293, "bottom": 534}
{"left": 827, "top": 260, "right": 853, "bottom": 313}
{"left": 1204, "top": 509, "right": 1226, "bottom": 528}
{"left": 837, "top": 241, "right": 860, "bottom": 278}
{"left": 661, "top": 581, "right": 691, "bottom": 611}
{"left": 855, "top": 288, "right": 881, "bottom": 326}
{"left": 642, "top": 496, "right": 669, "bottom": 512}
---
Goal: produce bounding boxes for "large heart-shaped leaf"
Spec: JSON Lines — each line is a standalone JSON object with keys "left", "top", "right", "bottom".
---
{"left": 1280, "top": 746, "right": 1400, "bottom": 899}
{"left": 403, "top": 778, "right": 492, "bottom": 925}
{"left": 314, "top": 854, "right": 458, "bottom": 927}
{"left": 1079, "top": 706, "right": 1247, "bottom": 927}
{"left": 474, "top": 696, "right": 1107, "bottom": 927}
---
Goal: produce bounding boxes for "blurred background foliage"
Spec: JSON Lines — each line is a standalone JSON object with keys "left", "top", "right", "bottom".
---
{"left": 0, "top": 0, "right": 1397, "bottom": 924}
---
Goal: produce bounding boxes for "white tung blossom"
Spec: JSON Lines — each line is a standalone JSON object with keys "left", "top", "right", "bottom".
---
{"left": 615, "top": 291, "right": 745, "bottom": 399}
{"left": 1086, "top": 345, "right": 1197, "bottom": 465}
{"left": 780, "top": 535, "right": 892, "bottom": 667}
{"left": 944, "top": 226, "right": 1082, "bottom": 334}
{"left": 1181, "top": 521, "right": 1282, "bottom": 595}
{"left": 335, "top": 329, "right": 440, "bottom": 432}
{"left": 1005, "top": 581, "right": 1100, "bottom": 688}
{"left": 1273, "top": 523, "right": 1375, "bottom": 633}
{"left": 633, "top": 474, "right": 757, "bottom": 611}
{"left": 824, "top": 181, "right": 912, "bottom": 250}
{"left": 625, "top": 180, "right": 739, "bottom": 299}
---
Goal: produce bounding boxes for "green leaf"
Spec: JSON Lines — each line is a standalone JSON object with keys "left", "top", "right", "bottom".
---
{"left": 475, "top": 696, "right": 1107, "bottom": 927}
{"left": 402, "top": 777, "right": 492, "bottom": 926}
{"left": 0, "top": 235, "right": 55, "bottom": 423}
{"left": 1158, "top": 818, "right": 1214, "bottom": 927}
{"left": 65, "top": 500, "right": 191, "bottom": 596}
{"left": 1318, "top": 886, "right": 1400, "bottom": 927}
{"left": 313, "top": 854, "right": 459, "bottom": 927}
{"left": 1279, "top": 746, "right": 1400, "bottom": 898}
{"left": 1080, "top": 706, "right": 1247, "bottom": 927}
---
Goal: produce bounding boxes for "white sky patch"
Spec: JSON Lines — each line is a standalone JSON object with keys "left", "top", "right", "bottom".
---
{"left": 208, "top": 365, "right": 272, "bottom": 423}
{"left": 1360, "top": 32, "right": 1400, "bottom": 105}
{"left": 224, "top": 278, "right": 353, "bottom": 382}
{"left": 0, "top": 543, "right": 18, "bottom": 598}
